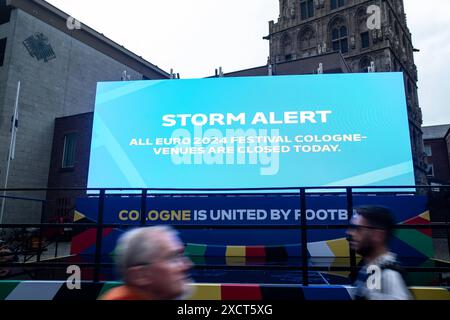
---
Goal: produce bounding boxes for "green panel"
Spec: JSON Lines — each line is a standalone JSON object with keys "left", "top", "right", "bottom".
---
{"left": 185, "top": 244, "right": 207, "bottom": 256}
{"left": 408, "top": 260, "right": 439, "bottom": 286}
{"left": 190, "top": 256, "right": 206, "bottom": 265}
{"left": 0, "top": 281, "right": 20, "bottom": 300}
{"left": 395, "top": 229, "right": 434, "bottom": 257}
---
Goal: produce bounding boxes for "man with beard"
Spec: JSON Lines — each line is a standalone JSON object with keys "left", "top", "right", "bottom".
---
{"left": 346, "top": 206, "right": 412, "bottom": 300}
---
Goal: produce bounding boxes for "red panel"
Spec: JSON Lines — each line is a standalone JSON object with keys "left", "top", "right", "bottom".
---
{"left": 221, "top": 284, "right": 262, "bottom": 300}
{"left": 403, "top": 216, "right": 428, "bottom": 225}
{"left": 246, "top": 246, "right": 266, "bottom": 257}
{"left": 416, "top": 228, "right": 432, "bottom": 237}
{"left": 70, "top": 228, "right": 113, "bottom": 254}
{"left": 402, "top": 216, "right": 432, "bottom": 236}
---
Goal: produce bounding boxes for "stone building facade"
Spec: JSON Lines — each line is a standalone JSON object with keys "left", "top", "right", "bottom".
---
{"left": 422, "top": 125, "right": 450, "bottom": 185}
{"left": 0, "top": 0, "right": 169, "bottom": 223}
{"left": 265, "top": 0, "right": 427, "bottom": 185}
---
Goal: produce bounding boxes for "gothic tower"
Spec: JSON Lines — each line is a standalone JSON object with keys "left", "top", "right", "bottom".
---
{"left": 266, "top": 0, "right": 427, "bottom": 185}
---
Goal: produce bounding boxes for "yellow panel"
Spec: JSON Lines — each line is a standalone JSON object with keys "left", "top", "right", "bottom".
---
{"left": 188, "top": 284, "right": 222, "bottom": 300}
{"left": 321, "top": 271, "right": 350, "bottom": 278}
{"left": 325, "top": 256, "right": 363, "bottom": 279}
{"left": 74, "top": 210, "right": 85, "bottom": 222}
{"left": 326, "top": 238, "right": 350, "bottom": 257}
{"left": 226, "top": 256, "right": 246, "bottom": 266}
{"left": 226, "top": 246, "right": 246, "bottom": 257}
{"left": 410, "top": 287, "right": 450, "bottom": 300}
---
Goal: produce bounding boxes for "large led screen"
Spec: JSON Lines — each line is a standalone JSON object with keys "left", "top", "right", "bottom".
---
{"left": 87, "top": 73, "right": 415, "bottom": 190}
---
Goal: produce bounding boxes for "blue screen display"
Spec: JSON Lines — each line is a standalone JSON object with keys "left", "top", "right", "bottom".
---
{"left": 88, "top": 73, "right": 414, "bottom": 190}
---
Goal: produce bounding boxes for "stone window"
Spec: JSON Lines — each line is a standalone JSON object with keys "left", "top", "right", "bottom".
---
{"left": 298, "top": 26, "right": 316, "bottom": 51}
{"left": 395, "top": 22, "right": 400, "bottom": 36}
{"left": 361, "top": 32, "right": 370, "bottom": 48}
{"left": 0, "top": 7, "right": 11, "bottom": 25}
{"left": 426, "top": 164, "right": 434, "bottom": 177}
{"left": 330, "top": 18, "right": 348, "bottom": 53}
{"left": 281, "top": 33, "right": 293, "bottom": 58}
{"left": 356, "top": 8, "right": 370, "bottom": 49}
{"left": 62, "top": 133, "right": 77, "bottom": 169}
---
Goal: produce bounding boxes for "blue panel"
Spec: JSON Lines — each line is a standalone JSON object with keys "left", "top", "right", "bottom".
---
{"left": 302, "top": 286, "right": 352, "bottom": 300}
{"left": 205, "top": 245, "right": 227, "bottom": 257}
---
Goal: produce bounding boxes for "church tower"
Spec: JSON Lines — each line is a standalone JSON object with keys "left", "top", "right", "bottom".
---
{"left": 265, "top": 0, "right": 427, "bottom": 185}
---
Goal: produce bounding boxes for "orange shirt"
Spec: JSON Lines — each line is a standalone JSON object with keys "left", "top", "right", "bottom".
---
{"left": 100, "top": 285, "right": 155, "bottom": 300}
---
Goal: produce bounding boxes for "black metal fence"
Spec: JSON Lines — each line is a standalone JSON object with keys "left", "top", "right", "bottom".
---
{"left": 0, "top": 185, "right": 449, "bottom": 285}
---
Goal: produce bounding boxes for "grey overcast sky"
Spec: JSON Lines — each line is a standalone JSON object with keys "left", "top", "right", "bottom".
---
{"left": 45, "top": 0, "right": 450, "bottom": 126}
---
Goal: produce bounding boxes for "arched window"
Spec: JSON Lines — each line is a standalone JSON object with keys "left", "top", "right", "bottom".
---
{"left": 330, "top": 18, "right": 348, "bottom": 53}
{"left": 298, "top": 26, "right": 316, "bottom": 51}
{"left": 331, "top": 0, "right": 346, "bottom": 10}
{"left": 281, "top": 33, "right": 293, "bottom": 58}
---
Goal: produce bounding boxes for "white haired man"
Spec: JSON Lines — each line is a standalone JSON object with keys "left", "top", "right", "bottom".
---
{"left": 100, "top": 226, "right": 193, "bottom": 300}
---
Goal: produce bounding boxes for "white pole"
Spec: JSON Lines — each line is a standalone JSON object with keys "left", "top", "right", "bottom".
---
{"left": 0, "top": 81, "right": 20, "bottom": 226}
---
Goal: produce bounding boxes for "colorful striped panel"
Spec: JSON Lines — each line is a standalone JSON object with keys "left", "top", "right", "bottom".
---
{"left": 0, "top": 281, "right": 449, "bottom": 300}
{"left": 71, "top": 211, "right": 432, "bottom": 259}
{"left": 186, "top": 244, "right": 300, "bottom": 258}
